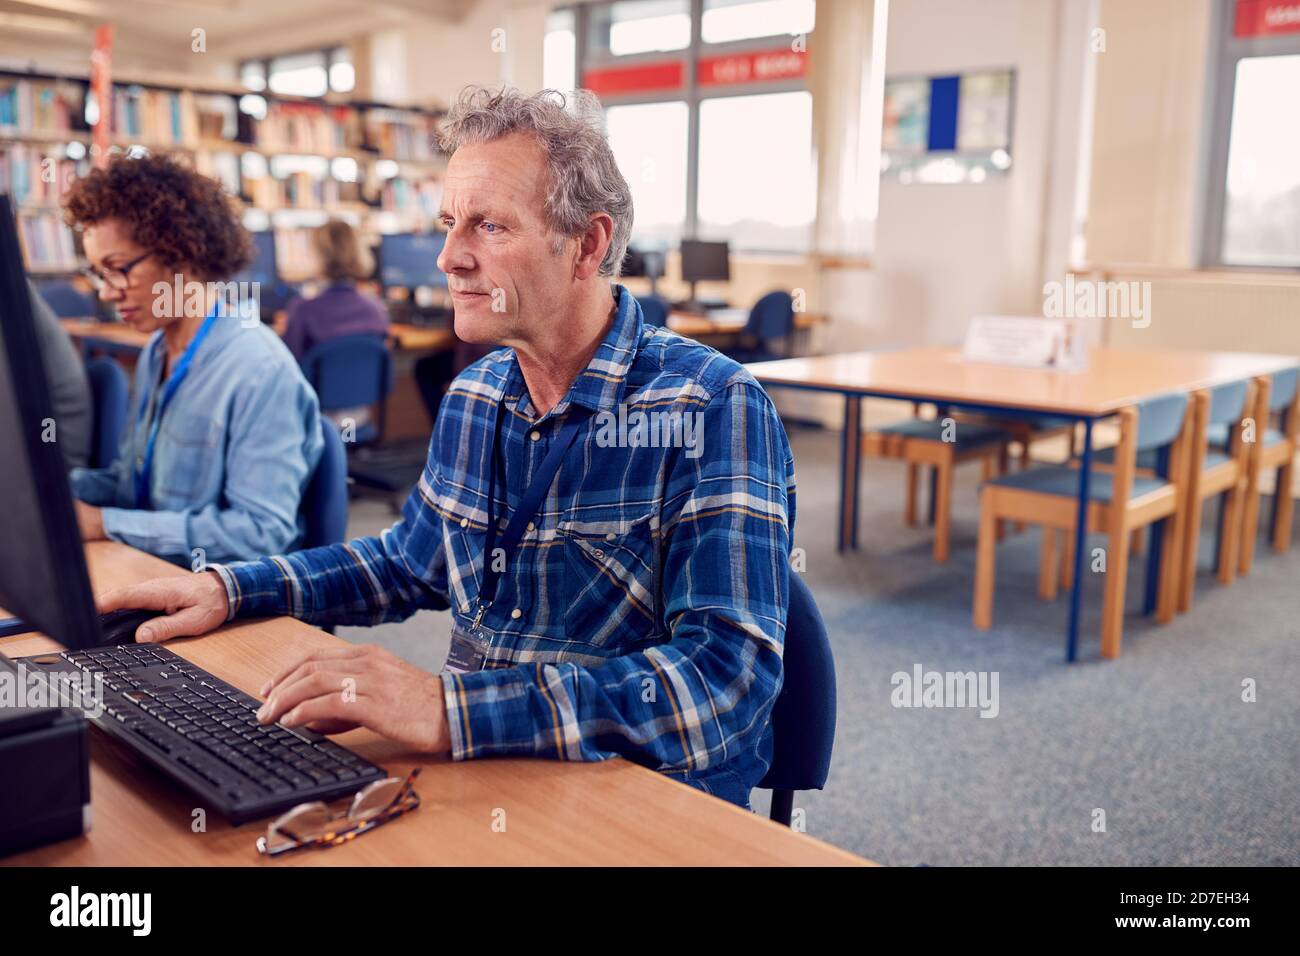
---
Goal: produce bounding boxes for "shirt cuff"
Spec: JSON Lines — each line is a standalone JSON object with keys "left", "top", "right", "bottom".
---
{"left": 207, "top": 564, "right": 242, "bottom": 622}
{"left": 440, "top": 667, "right": 537, "bottom": 762}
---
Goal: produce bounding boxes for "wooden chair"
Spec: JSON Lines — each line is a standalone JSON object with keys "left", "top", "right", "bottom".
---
{"left": 1176, "top": 380, "right": 1255, "bottom": 613}
{"left": 1237, "top": 368, "right": 1299, "bottom": 574}
{"left": 864, "top": 415, "right": 1013, "bottom": 563}
{"left": 973, "top": 393, "right": 1191, "bottom": 659}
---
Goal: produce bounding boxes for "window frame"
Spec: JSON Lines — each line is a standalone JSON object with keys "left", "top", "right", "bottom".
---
{"left": 1200, "top": 0, "right": 1300, "bottom": 270}
{"left": 561, "top": 0, "right": 814, "bottom": 252}
{"left": 240, "top": 45, "right": 354, "bottom": 98}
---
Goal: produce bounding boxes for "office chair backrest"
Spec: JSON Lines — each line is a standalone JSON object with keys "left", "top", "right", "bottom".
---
{"left": 300, "top": 334, "right": 394, "bottom": 413}
{"left": 745, "top": 290, "right": 795, "bottom": 342}
{"left": 638, "top": 294, "right": 670, "bottom": 328}
{"left": 301, "top": 416, "right": 348, "bottom": 549}
{"left": 85, "top": 356, "right": 129, "bottom": 469}
{"left": 1268, "top": 368, "right": 1299, "bottom": 412}
{"left": 759, "top": 573, "right": 836, "bottom": 795}
{"left": 38, "top": 280, "right": 96, "bottom": 318}
{"left": 1206, "top": 380, "right": 1250, "bottom": 426}
{"left": 1134, "top": 392, "right": 1189, "bottom": 453}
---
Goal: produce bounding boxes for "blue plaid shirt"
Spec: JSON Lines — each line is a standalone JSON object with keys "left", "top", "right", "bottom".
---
{"left": 212, "top": 285, "right": 796, "bottom": 806}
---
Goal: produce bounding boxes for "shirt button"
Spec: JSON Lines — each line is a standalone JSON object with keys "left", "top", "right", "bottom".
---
{"left": 460, "top": 518, "right": 469, "bottom": 528}
{"left": 529, "top": 431, "right": 540, "bottom": 442}
{"left": 605, "top": 532, "right": 616, "bottom": 542}
{"left": 592, "top": 549, "right": 605, "bottom": 560}
{"left": 511, "top": 608, "right": 522, "bottom": 620}
{"left": 526, "top": 521, "right": 535, "bottom": 532}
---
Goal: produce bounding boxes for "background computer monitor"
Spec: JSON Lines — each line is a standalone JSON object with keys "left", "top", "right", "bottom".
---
{"left": 379, "top": 232, "right": 447, "bottom": 290}
{"left": 236, "top": 230, "right": 278, "bottom": 289}
{"left": 679, "top": 239, "right": 730, "bottom": 284}
{"left": 0, "top": 193, "right": 102, "bottom": 651}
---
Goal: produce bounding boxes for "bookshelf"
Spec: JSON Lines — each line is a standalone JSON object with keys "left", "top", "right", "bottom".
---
{"left": 0, "top": 65, "right": 447, "bottom": 278}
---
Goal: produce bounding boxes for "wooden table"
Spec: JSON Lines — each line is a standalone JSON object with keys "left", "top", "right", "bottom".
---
{"left": 61, "top": 318, "right": 149, "bottom": 357}
{"left": 746, "top": 346, "right": 1300, "bottom": 661}
{"left": 0, "top": 542, "right": 866, "bottom": 867}
{"left": 668, "top": 309, "right": 824, "bottom": 339}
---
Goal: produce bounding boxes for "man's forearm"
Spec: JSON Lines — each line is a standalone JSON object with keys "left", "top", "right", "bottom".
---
{"left": 211, "top": 532, "right": 449, "bottom": 625}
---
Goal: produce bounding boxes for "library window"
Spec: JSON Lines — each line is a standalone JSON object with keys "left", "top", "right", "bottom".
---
{"left": 697, "top": 91, "right": 815, "bottom": 250}
{"left": 1221, "top": 54, "right": 1300, "bottom": 267}
{"left": 569, "top": 0, "right": 815, "bottom": 252}
{"left": 701, "top": 0, "right": 815, "bottom": 45}
{"left": 589, "top": 1, "right": 692, "bottom": 57}
{"left": 606, "top": 100, "right": 689, "bottom": 244}
{"left": 1204, "top": 8, "right": 1300, "bottom": 268}
{"left": 544, "top": 9, "right": 577, "bottom": 93}
{"left": 245, "top": 47, "right": 355, "bottom": 98}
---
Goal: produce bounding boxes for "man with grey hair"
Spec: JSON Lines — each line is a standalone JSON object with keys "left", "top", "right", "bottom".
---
{"left": 98, "top": 86, "right": 797, "bottom": 809}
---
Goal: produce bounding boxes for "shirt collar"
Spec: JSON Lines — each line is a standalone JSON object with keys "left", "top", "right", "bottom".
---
{"left": 503, "top": 284, "right": 644, "bottom": 419}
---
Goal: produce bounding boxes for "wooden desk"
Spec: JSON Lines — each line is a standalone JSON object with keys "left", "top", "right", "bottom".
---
{"left": 747, "top": 347, "right": 1300, "bottom": 660}
{"left": 387, "top": 322, "right": 455, "bottom": 353}
{"left": 60, "top": 318, "right": 149, "bottom": 357}
{"left": 0, "top": 542, "right": 866, "bottom": 867}
{"left": 668, "top": 309, "right": 824, "bottom": 339}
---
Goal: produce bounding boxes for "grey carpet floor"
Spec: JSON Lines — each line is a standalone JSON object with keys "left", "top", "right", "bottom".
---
{"left": 340, "top": 424, "right": 1300, "bottom": 866}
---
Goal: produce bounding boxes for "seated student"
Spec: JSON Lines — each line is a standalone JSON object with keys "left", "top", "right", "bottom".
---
{"left": 281, "top": 220, "right": 389, "bottom": 361}
{"left": 97, "top": 88, "right": 794, "bottom": 810}
{"left": 65, "top": 153, "right": 323, "bottom": 566}
{"left": 28, "top": 278, "right": 92, "bottom": 470}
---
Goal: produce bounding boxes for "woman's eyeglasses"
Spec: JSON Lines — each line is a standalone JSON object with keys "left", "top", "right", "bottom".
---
{"left": 256, "top": 768, "right": 422, "bottom": 858}
{"left": 82, "top": 251, "right": 152, "bottom": 292}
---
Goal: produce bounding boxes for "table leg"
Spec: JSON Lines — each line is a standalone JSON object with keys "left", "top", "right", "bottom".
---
{"left": 839, "top": 395, "right": 862, "bottom": 552}
{"left": 1067, "top": 419, "right": 1093, "bottom": 663}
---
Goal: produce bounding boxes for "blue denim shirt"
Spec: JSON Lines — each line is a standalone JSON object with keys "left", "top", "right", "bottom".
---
{"left": 70, "top": 314, "right": 323, "bottom": 565}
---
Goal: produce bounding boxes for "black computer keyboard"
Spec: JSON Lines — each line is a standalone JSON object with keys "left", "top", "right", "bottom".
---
{"left": 15, "top": 642, "right": 388, "bottom": 825}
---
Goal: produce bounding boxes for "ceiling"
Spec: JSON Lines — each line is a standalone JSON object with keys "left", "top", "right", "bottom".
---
{"left": 0, "top": 0, "right": 472, "bottom": 70}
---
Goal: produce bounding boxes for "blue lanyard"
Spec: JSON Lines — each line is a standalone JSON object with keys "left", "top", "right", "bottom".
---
{"left": 134, "top": 305, "right": 222, "bottom": 508}
{"left": 472, "top": 400, "right": 587, "bottom": 631}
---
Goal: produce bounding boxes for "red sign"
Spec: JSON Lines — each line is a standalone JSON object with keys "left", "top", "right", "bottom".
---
{"left": 698, "top": 47, "right": 807, "bottom": 87}
{"left": 1234, "top": 0, "right": 1300, "bottom": 37}
{"left": 582, "top": 61, "right": 684, "bottom": 97}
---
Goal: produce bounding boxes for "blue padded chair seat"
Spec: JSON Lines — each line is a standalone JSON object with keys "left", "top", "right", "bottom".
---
{"left": 1206, "top": 422, "right": 1284, "bottom": 449}
{"left": 1022, "top": 414, "right": 1074, "bottom": 430}
{"left": 987, "top": 466, "right": 1169, "bottom": 503}
{"left": 874, "top": 419, "right": 1012, "bottom": 447}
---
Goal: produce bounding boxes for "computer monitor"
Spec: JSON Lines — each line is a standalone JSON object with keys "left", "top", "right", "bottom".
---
{"left": 236, "top": 230, "right": 278, "bottom": 289}
{"left": 0, "top": 193, "right": 103, "bottom": 650}
{"left": 378, "top": 232, "right": 447, "bottom": 290}
{"left": 679, "top": 239, "right": 730, "bottom": 284}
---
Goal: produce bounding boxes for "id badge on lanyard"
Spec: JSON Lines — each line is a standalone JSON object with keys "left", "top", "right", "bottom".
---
{"left": 441, "top": 401, "right": 586, "bottom": 674}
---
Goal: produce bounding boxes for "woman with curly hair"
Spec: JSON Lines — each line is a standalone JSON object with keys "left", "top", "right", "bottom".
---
{"left": 65, "top": 152, "right": 324, "bottom": 566}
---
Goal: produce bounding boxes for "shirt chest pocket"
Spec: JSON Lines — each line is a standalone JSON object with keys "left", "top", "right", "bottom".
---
{"left": 558, "top": 508, "right": 660, "bottom": 648}
{"left": 155, "top": 410, "right": 223, "bottom": 502}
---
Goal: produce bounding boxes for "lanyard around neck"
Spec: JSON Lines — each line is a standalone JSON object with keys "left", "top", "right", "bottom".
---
{"left": 473, "top": 399, "right": 587, "bottom": 629}
{"left": 134, "top": 305, "right": 223, "bottom": 508}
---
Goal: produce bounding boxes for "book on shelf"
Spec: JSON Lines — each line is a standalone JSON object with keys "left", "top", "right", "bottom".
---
{"left": 361, "top": 108, "right": 442, "bottom": 162}
{"left": 0, "top": 143, "right": 84, "bottom": 207}
{"left": 0, "top": 77, "right": 86, "bottom": 136}
{"left": 17, "top": 210, "right": 78, "bottom": 272}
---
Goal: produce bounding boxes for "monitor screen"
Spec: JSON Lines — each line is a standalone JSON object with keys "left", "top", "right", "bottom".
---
{"left": 680, "top": 240, "right": 730, "bottom": 283}
{"left": 236, "top": 230, "right": 278, "bottom": 288}
{"left": 379, "top": 233, "right": 447, "bottom": 289}
{"left": 0, "top": 194, "right": 101, "bottom": 650}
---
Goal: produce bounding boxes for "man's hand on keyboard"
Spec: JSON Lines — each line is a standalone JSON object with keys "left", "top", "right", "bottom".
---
{"left": 96, "top": 572, "right": 230, "bottom": 643}
{"left": 255, "top": 644, "right": 452, "bottom": 755}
